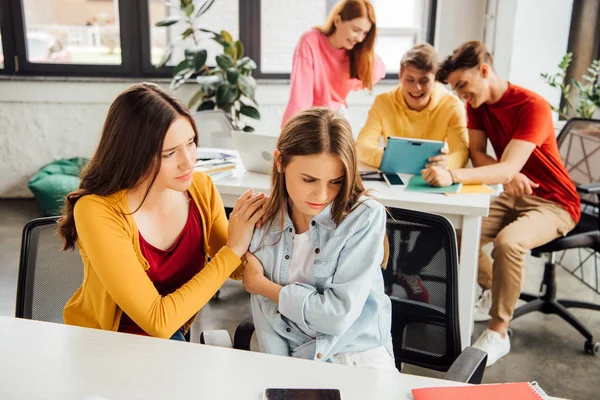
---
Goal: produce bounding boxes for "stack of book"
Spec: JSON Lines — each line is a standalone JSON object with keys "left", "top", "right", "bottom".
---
{"left": 195, "top": 151, "right": 237, "bottom": 181}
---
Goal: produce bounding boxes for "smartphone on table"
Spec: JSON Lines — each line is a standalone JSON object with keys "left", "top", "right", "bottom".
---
{"left": 264, "top": 388, "right": 342, "bottom": 400}
{"left": 382, "top": 173, "right": 404, "bottom": 186}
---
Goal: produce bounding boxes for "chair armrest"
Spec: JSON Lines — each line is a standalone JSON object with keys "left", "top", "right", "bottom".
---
{"left": 200, "top": 330, "right": 233, "bottom": 348}
{"left": 444, "top": 346, "right": 487, "bottom": 384}
{"left": 577, "top": 182, "right": 600, "bottom": 195}
{"left": 233, "top": 316, "right": 255, "bottom": 351}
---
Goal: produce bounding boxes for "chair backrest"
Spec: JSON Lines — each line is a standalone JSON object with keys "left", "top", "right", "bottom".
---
{"left": 383, "top": 207, "right": 461, "bottom": 372}
{"left": 557, "top": 118, "right": 600, "bottom": 211}
{"left": 16, "top": 217, "right": 84, "bottom": 323}
{"left": 193, "top": 110, "right": 235, "bottom": 149}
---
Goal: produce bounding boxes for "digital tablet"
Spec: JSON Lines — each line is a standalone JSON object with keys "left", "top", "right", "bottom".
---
{"left": 264, "top": 388, "right": 341, "bottom": 400}
{"left": 379, "top": 137, "right": 444, "bottom": 175}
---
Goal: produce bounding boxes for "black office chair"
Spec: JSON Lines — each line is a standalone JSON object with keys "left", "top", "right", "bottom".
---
{"left": 16, "top": 216, "right": 192, "bottom": 341}
{"left": 219, "top": 207, "right": 487, "bottom": 384}
{"left": 512, "top": 118, "right": 600, "bottom": 355}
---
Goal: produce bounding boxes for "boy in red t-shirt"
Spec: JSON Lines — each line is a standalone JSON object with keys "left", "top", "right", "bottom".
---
{"left": 425, "top": 41, "right": 580, "bottom": 366}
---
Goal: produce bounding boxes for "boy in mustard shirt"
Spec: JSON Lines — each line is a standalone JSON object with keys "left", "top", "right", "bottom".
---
{"left": 357, "top": 43, "right": 468, "bottom": 170}
{"left": 357, "top": 43, "right": 468, "bottom": 302}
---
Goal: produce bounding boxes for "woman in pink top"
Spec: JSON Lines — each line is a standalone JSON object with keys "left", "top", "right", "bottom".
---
{"left": 281, "top": 0, "right": 386, "bottom": 126}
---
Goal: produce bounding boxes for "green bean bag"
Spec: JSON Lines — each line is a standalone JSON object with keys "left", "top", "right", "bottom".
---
{"left": 28, "top": 157, "right": 89, "bottom": 216}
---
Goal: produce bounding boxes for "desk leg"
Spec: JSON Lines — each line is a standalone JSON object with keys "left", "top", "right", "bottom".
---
{"left": 458, "top": 215, "right": 482, "bottom": 349}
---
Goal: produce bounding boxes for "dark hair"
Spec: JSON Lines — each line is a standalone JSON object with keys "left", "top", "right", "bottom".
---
{"left": 319, "top": 0, "right": 378, "bottom": 90}
{"left": 58, "top": 82, "right": 198, "bottom": 250}
{"left": 400, "top": 43, "right": 439, "bottom": 74}
{"left": 261, "top": 107, "right": 389, "bottom": 267}
{"left": 436, "top": 40, "right": 494, "bottom": 84}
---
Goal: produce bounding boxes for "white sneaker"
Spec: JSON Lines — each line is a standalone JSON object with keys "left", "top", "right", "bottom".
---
{"left": 472, "top": 328, "right": 510, "bottom": 367}
{"left": 474, "top": 289, "right": 492, "bottom": 322}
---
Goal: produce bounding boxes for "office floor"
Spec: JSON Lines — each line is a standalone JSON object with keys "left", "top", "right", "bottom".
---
{"left": 1, "top": 199, "right": 599, "bottom": 400}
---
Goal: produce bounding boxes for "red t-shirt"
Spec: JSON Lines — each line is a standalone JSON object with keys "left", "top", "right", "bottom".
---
{"left": 467, "top": 83, "right": 580, "bottom": 224}
{"left": 118, "top": 200, "right": 205, "bottom": 335}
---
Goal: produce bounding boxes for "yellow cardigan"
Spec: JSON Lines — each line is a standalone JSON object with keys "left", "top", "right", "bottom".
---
{"left": 356, "top": 82, "right": 469, "bottom": 169}
{"left": 63, "top": 172, "right": 243, "bottom": 338}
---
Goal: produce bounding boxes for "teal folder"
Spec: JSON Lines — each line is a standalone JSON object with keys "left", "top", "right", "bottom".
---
{"left": 405, "top": 175, "right": 462, "bottom": 194}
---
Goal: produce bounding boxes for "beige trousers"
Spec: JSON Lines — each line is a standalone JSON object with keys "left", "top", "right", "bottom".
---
{"left": 478, "top": 193, "right": 576, "bottom": 324}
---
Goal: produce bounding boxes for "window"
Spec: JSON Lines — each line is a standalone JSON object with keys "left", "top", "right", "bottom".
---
{"left": 149, "top": 0, "right": 238, "bottom": 67}
{"left": 0, "top": 0, "right": 435, "bottom": 79}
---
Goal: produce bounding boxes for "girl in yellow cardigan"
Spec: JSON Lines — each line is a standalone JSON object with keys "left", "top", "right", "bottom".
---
{"left": 59, "top": 83, "right": 265, "bottom": 340}
{"left": 356, "top": 43, "right": 469, "bottom": 171}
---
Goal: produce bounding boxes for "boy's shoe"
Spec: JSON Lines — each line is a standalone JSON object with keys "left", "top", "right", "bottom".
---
{"left": 472, "top": 328, "right": 511, "bottom": 367}
{"left": 474, "top": 289, "right": 492, "bottom": 322}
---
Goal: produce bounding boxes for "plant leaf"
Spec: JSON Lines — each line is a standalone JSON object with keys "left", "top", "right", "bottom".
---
{"left": 240, "top": 105, "right": 260, "bottom": 120}
{"left": 185, "top": 3, "right": 194, "bottom": 17}
{"left": 184, "top": 48, "right": 208, "bottom": 71}
{"left": 237, "top": 57, "right": 257, "bottom": 70}
{"left": 243, "top": 125, "right": 255, "bottom": 132}
{"left": 234, "top": 40, "right": 244, "bottom": 60}
{"left": 195, "top": 0, "right": 217, "bottom": 17}
{"left": 226, "top": 67, "right": 240, "bottom": 84}
{"left": 212, "top": 34, "right": 229, "bottom": 48}
{"left": 173, "top": 59, "right": 191, "bottom": 76}
{"left": 221, "top": 30, "right": 233, "bottom": 44}
{"left": 238, "top": 74, "right": 256, "bottom": 99}
{"left": 155, "top": 16, "right": 181, "bottom": 27}
{"left": 197, "top": 100, "right": 216, "bottom": 111}
{"left": 216, "top": 53, "right": 234, "bottom": 70}
{"left": 216, "top": 82, "right": 238, "bottom": 108}
{"left": 156, "top": 44, "right": 174, "bottom": 69}
{"left": 224, "top": 44, "right": 235, "bottom": 59}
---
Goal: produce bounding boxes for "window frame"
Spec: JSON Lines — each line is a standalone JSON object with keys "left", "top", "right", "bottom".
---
{"left": 0, "top": 0, "right": 437, "bottom": 79}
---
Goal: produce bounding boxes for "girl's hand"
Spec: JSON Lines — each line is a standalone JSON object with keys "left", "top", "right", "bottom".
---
{"left": 226, "top": 189, "right": 266, "bottom": 257}
{"left": 242, "top": 252, "right": 265, "bottom": 294}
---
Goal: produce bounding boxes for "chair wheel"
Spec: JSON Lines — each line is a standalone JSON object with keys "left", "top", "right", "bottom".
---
{"left": 584, "top": 341, "right": 600, "bottom": 355}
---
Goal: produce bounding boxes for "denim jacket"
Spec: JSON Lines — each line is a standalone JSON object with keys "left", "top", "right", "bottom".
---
{"left": 248, "top": 196, "right": 393, "bottom": 363}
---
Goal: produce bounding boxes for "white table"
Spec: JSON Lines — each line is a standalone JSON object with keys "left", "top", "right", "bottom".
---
{"left": 202, "top": 149, "right": 491, "bottom": 348}
{"left": 0, "top": 317, "right": 473, "bottom": 400}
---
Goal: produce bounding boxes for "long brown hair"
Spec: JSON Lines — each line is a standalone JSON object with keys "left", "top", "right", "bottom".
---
{"left": 262, "top": 107, "right": 388, "bottom": 267}
{"left": 319, "top": 0, "right": 378, "bottom": 90}
{"left": 58, "top": 82, "right": 198, "bottom": 250}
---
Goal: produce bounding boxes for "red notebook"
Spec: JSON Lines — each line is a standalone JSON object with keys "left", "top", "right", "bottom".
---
{"left": 412, "top": 381, "right": 548, "bottom": 400}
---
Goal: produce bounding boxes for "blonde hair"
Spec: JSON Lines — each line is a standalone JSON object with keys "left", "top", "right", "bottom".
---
{"left": 319, "top": 0, "right": 378, "bottom": 90}
{"left": 400, "top": 43, "right": 439, "bottom": 74}
{"left": 261, "top": 107, "right": 388, "bottom": 268}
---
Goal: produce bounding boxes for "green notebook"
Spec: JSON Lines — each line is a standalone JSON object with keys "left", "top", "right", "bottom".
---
{"left": 405, "top": 175, "right": 462, "bottom": 194}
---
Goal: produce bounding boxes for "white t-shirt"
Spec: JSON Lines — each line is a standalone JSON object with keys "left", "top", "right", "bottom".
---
{"left": 288, "top": 230, "right": 317, "bottom": 338}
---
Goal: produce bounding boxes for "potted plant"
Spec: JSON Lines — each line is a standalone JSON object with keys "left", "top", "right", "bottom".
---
{"left": 541, "top": 52, "right": 600, "bottom": 120}
{"left": 156, "top": 0, "right": 260, "bottom": 132}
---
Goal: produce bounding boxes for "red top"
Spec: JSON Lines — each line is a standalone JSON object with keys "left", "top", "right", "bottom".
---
{"left": 467, "top": 83, "right": 580, "bottom": 224}
{"left": 118, "top": 200, "right": 205, "bottom": 335}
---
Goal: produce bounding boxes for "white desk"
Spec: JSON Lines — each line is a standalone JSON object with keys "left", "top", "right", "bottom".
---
{"left": 203, "top": 149, "right": 491, "bottom": 348}
{"left": 0, "top": 317, "right": 473, "bottom": 400}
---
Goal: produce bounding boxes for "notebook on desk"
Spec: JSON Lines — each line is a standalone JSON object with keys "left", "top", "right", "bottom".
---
{"left": 404, "top": 175, "right": 462, "bottom": 194}
{"left": 412, "top": 381, "right": 549, "bottom": 400}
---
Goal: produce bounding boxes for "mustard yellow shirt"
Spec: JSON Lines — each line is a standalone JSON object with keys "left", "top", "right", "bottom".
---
{"left": 356, "top": 82, "right": 469, "bottom": 169}
{"left": 63, "top": 172, "right": 243, "bottom": 338}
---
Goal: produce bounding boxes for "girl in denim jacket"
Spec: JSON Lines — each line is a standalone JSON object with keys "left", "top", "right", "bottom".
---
{"left": 242, "top": 107, "right": 395, "bottom": 370}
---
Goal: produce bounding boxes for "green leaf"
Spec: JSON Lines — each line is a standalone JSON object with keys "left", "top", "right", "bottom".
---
{"left": 224, "top": 44, "right": 235, "bottom": 59}
{"left": 216, "top": 82, "right": 238, "bottom": 108}
{"left": 240, "top": 105, "right": 260, "bottom": 120}
{"left": 195, "top": 0, "right": 217, "bottom": 17}
{"left": 216, "top": 53, "right": 234, "bottom": 70}
{"left": 187, "top": 89, "right": 206, "bottom": 110}
{"left": 197, "top": 75, "right": 222, "bottom": 97}
{"left": 237, "top": 57, "right": 257, "bottom": 70}
{"left": 226, "top": 67, "right": 240, "bottom": 84}
{"left": 198, "top": 28, "right": 218, "bottom": 36}
{"left": 238, "top": 74, "right": 256, "bottom": 99}
{"left": 242, "top": 125, "right": 255, "bottom": 132}
{"left": 185, "top": 3, "right": 194, "bottom": 16}
{"left": 170, "top": 69, "right": 194, "bottom": 90}
{"left": 212, "top": 34, "right": 229, "bottom": 48}
{"left": 182, "top": 28, "right": 194, "bottom": 39}
{"left": 234, "top": 40, "right": 244, "bottom": 60}
{"left": 221, "top": 30, "right": 233, "bottom": 44}
{"left": 184, "top": 48, "right": 208, "bottom": 71}
{"left": 173, "top": 59, "right": 191, "bottom": 76}
{"left": 198, "top": 100, "right": 216, "bottom": 111}
{"left": 155, "top": 16, "right": 181, "bottom": 27}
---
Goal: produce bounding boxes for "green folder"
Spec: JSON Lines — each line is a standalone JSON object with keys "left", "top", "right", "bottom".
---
{"left": 405, "top": 175, "right": 462, "bottom": 194}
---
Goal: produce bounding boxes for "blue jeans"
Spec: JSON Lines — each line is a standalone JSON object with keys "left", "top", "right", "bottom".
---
{"left": 170, "top": 327, "right": 187, "bottom": 342}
